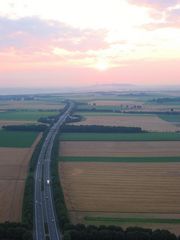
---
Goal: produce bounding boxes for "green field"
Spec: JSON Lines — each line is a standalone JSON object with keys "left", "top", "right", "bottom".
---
{"left": 59, "top": 156, "right": 180, "bottom": 163}
{"left": 76, "top": 111, "right": 126, "bottom": 116}
{"left": 60, "top": 132, "right": 180, "bottom": 141}
{"left": 76, "top": 111, "right": 156, "bottom": 116}
{"left": 158, "top": 114, "right": 180, "bottom": 122}
{"left": 0, "top": 110, "right": 59, "bottom": 121}
{"left": 77, "top": 105, "right": 124, "bottom": 111}
{"left": 85, "top": 216, "right": 180, "bottom": 225}
{"left": 0, "top": 130, "right": 39, "bottom": 147}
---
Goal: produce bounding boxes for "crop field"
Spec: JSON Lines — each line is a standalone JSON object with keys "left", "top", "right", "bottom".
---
{"left": 143, "top": 103, "right": 180, "bottom": 112}
{"left": 76, "top": 111, "right": 132, "bottom": 116}
{"left": 0, "top": 120, "right": 38, "bottom": 127}
{"left": 59, "top": 141, "right": 180, "bottom": 157}
{"left": 0, "top": 130, "right": 39, "bottom": 147}
{"left": 0, "top": 110, "right": 59, "bottom": 121}
{"left": 82, "top": 99, "right": 180, "bottom": 112}
{"left": 158, "top": 114, "right": 180, "bottom": 123}
{"left": 0, "top": 100, "right": 65, "bottom": 110}
{"left": 88, "top": 100, "right": 144, "bottom": 106}
{"left": 59, "top": 162, "right": 180, "bottom": 234}
{"left": 60, "top": 132, "right": 180, "bottom": 141}
{"left": 72, "top": 115, "right": 179, "bottom": 132}
{"left": 0, "top": 133, "right": 41, "bottom": 222}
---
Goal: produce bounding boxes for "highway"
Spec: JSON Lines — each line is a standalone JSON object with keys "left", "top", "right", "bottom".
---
{"left": 34, "top": 102, "right": 74, "bottom": 240}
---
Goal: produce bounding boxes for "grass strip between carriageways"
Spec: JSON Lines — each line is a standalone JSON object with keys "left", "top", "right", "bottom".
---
{"left": 59, "top": 156, "right": 180, "bottom": 163}
{"left": 84, "top": 216, "right": 180, "bottom": 224}
{"left": 59, "top": 132, "right": 180, "bottom": 141}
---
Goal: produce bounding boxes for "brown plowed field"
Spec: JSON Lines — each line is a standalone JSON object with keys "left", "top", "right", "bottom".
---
{"left": 0, "top": 133, "right": 42, "bottom": 222}
{"left": 72, "top": 115, "right": 179, "bottom": 132}
{"left": 59, "top": 162, "right": 180, "bottom": 234}
{"left": 60, "top": 141, "right": 180, "bottom": 157}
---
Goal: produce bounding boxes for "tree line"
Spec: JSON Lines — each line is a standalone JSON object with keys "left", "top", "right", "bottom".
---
{"left": 63, "top": 125, "right": 145, "bottom": 133}
{"left": 63, "top": 225, "right": 178, "bottom": 240}
{"left": 0, "top": 222, "right": 32, "bottom": 240}
{"left": 3, "top": 124, "right": 47, "bottom": 132}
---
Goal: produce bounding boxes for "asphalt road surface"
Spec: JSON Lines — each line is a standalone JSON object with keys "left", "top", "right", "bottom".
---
{"left": 34, "top": 102, "right": 74, "bottom": 240}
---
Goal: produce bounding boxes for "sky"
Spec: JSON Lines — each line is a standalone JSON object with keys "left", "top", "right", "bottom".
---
{"left": 0, "top": 0, "right": 180, "bottom": 88}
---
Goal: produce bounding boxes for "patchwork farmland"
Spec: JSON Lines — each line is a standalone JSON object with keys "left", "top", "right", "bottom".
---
{"left": 59, "top": 132, "right": 180, "bottom": 234}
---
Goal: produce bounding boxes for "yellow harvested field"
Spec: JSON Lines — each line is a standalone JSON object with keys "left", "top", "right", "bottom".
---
{"left": 60, "top": 141, "right": 180, "bottom": 157}
{"left": 59, "top": 162, "right": 180, "bottom": 234}
{"left": 89, "top": 100, "right": 143, "bottom": 106}
{"left": 0, "top": 133, "right": 42, "bottom": 222}
{"left": 0, "top": 101, "right": 64, "bottom": 110}
{"left": 72, "top": 115, "right": 179, "bottom": 132}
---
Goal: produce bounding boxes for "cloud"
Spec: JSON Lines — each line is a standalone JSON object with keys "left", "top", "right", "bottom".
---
{"left": 128, "top": 0, "right": 179, "bottom": 10}
{"left": 142, "top": 8, "right": 180, "bottom": 29}
{"left": 0, "top": 16, "right": 108, "bottom": 51}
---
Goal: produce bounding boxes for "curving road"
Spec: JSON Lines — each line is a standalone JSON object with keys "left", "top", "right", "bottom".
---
{"left": 34, "top": 102, "right": 74, "bottom": 240}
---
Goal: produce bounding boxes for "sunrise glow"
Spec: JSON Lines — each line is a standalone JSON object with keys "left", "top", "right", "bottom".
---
{"left": 95, "top": 61, "right": 109, "bottom": 71}
{"left": 0, "top": 0, "right": 180, "bottom": 87}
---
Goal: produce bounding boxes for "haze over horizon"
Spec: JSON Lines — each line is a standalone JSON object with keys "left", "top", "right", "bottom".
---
{"left": 0, "top": 0, "right": 180, "bottom": 88}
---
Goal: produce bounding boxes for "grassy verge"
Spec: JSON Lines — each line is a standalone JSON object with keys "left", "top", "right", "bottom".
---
{"left": 59, "top": 156, "right": 180, "bottom": 163}
{"left": 51, "top": 131, "right": 70, "bottom": 230}
{"left": 0, "top": 130, "right": 39, "bottom": 147}
{"left": 85, "top": 216, "right": 180, "bottom": 225}
{"left": 60, "top": 132, "right": 180, "bottom": 141}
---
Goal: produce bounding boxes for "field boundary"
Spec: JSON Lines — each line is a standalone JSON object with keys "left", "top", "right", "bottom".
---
{"left": 85, "top": 216, "right": 180, "bottom": 224}
{"left": 59, "top": 156, "right": 180, "bottom": 163}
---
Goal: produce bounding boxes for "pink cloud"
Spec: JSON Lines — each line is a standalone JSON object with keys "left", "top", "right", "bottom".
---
{"left": 0, "top": 17, "right": 108, "bottom": 53}
{"left": 142, "top": 8, "right": 180, "bottom": 29}
{"left": 128, "top": 0, "right": 179, "bottom": 10}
